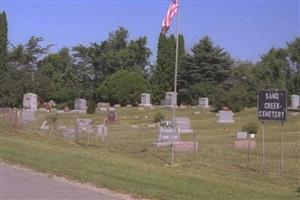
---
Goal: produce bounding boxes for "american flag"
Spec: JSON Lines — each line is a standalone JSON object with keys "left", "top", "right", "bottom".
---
{"left": 161, "top": 0, "right": 179, "bottom": 34}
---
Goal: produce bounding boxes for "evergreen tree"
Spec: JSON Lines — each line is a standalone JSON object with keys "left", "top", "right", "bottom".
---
{"left": 152, "top": 33, "right": 185, "bottom": 104}
{"left": 188, "top": 36, "right": 232, "bottom": 84}
{"left": 0, "top": 11, "right": 8, "bottom": 71}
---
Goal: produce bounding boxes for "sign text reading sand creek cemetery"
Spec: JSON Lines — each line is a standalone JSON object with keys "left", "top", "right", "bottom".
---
{"left": 258, "top": 90, "right": 287, "bottom": 121}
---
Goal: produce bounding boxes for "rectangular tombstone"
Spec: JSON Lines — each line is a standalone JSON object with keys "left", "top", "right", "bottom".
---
{"left": 140, "top": 93, "right": 152, "bottom": 107}
{"left": 291, "top": 95, "right": 300, "bottom": 108}
{"left": 96, "top": 102, "right": 110, "bottom": 112}
{"left": 234, "top": 140, "right": 256, "bottom": 150}
{"left": 165, "top": 92, "right": 177, "bottom": 107}
{"left": 75, "top": 118, "right": 92, "bottom": 134}
{"left": 23, "top": 93, "right": 38, "bottom": 111}
{"left": 157, "top": 123, "right": 180, "bottom": 146}
{"left": 217, "top": 110, "right": 235, "bottom": 123}
{"left": 21, "top": 110, "right": 36, "bottom": 123}
{"left": 198, "top": 98, "right": 209, "bottom": 108}
{"left": 107, "top": 110, "right": 117, "bottom": 123}
{"left": 74, "top": 98, "right": 87, "bottom": 111}
{"left": 174, "top": 117, "right": 194, "bottom": 134}
{"left": 174, "top": 142, "right": 199, "bottom": 153}
{"left": 236, "top": 132, "right": 248, "bottom": 140}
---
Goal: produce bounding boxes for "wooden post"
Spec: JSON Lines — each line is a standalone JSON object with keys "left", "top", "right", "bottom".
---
{"left": 262, "top": 121, "right": 265, "bottom": 174}
{"left": 280, "top": 122, "right": 284, "bottom": 176}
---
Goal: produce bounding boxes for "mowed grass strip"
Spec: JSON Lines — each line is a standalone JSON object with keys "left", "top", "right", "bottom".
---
{"left": 1, "top": 133, "right": 298, "bottom": 200}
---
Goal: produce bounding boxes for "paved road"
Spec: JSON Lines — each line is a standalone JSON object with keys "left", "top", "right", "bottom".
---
{"left": 0, "top": 164, "right": 123, "bottom": 200}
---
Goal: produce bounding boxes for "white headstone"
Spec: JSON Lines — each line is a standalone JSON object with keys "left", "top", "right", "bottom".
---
{"left": 140, "top": 93, "right": 152, "bottom": 107}
{"left": 174, "top": 117, "right": 194, "bottom": 134}
{"left": 23, "top": 93, "right": 38, "bottom": 111}
{"left": 74, "top": 98, "right": 87, "bottom": 113}
{"left": 291, "top": 95, "right": 300, "bottom": 108}
{"left": 96, "top": 102, "right": 110, "bottom": 112}
{"left": 165, "top": 92, "right": 177, "bottom": 107}
{"left": 198, "top": 98, "right": 209, "bottom": 108}
{"left": 236, "top": 132, "right": 248, "bottom": 140}
{"left": 217, "top": 110, "right": 235, "bottom": 123}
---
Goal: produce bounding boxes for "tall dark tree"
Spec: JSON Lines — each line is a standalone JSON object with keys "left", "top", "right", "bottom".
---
{"left": 0, "top": 11, "right": 8, "bottom": 71}
{"left": 188, "top": 36, "right": 232, "bottom": 84}
{"left": 73, "top": 27, "right": 151, "bottom": 100}
{"left": 177, "top": 36, "right": 233, "bottom": 105}
{"left": 152, "top": 33, "right": 185, "bottom": 104}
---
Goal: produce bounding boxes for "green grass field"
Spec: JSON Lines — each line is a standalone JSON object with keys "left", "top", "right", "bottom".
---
{"left": 1, "top": 107, "right": 299, "bottom": 200}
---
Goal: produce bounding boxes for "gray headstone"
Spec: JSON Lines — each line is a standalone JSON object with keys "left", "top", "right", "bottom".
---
{"left": 291, "top": 95, "right": 300, "bottom": 108}
{"left": 74, "top": 98, "right": 87, "bottom": 110}
{"left": 107, "top": 110, "right": 117, "bottom": 123}
{"left": 236, "top": 132, "right": 248, "bottom": 140}
{"left": 96, "top": 102, "right": 110, "bottom": 112}
{"left": 217, "top": 110, "right": 235, "bottom": 123}
{"left": 75, "top": 118, "right": 92, "bottom": 134}
{"left": 157, "top": 121, "right": 180, "bottom": 146}
{"left": 174, "top": 117, "right": 194, "bottom": 134}
{"left": 140, "top": 93, "right": 152, "bottom": 107}
{"left": 165, "top": 92, "right": 177, "bottom": 107}
{"left": 23, "top": 93, "right": 38, "bottom": 111}
{"left": 198, "top": 98, "right": 209, "bottom": 108}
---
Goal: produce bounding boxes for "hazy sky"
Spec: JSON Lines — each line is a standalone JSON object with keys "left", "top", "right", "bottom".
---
{"left": 1, "top": 0, "right": 299, "bottom": 63}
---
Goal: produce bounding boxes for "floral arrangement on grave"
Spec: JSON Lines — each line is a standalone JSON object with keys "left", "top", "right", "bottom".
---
{"left": 159, "top": 120, "right": 179, "bottom": 129}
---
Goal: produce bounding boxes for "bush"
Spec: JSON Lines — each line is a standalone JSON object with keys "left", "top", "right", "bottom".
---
{"left": 242, "top": 122, "right": 259, "bottom": 134}
{"left": 87, "top": 100, "right": 96, "bottom": 114}
{"left": 153, "top": 112, "right": 164, "bottom": 123}
{"left": 96, "top": 70, "right": 150, "bottom": 106}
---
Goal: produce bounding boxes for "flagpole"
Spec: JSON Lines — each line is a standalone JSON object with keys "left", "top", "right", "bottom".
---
{"left": 172, "top": 0, "right": 180, "bottom": 120}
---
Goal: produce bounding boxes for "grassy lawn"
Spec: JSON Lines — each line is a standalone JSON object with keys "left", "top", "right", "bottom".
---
{"left": 1, "top": 107, "right": 299, "bottom": 200}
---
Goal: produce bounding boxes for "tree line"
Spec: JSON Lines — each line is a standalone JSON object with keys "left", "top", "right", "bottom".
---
{"left": 0, "top": 11, "right": 299, "bottom": 112}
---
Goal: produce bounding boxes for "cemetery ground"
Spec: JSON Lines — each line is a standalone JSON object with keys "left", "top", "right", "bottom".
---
{"left": 1, "top": 107, "right": 299, "bottom": 200}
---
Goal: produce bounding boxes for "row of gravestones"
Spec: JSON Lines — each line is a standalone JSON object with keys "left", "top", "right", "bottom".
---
{"left": 40, "top": 118, "right": 108, "bottom": 140}
{"left": 22, "top": 92, "right": 300, "bottom": 113}
{"left": 157, "top": 116, "right": 255, "bottom": 151}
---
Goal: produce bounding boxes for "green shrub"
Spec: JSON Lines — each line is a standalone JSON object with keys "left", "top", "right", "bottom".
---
{"left": 96, "top": 70, "right": 150, "bottom": 106}
{"left": 242, "top": 122, "right": 259, "bottom": 134}
{"left": 153, "top": 112, "right": 164, "bottom": 123}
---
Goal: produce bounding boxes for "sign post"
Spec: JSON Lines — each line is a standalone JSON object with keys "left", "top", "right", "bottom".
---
{"left": 258, "top": 89, "right": 287, "bottom": 175}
